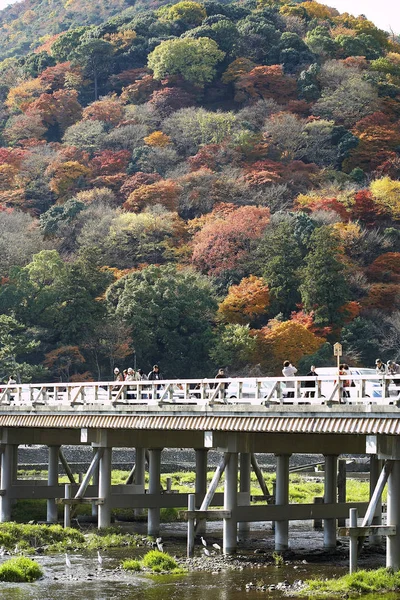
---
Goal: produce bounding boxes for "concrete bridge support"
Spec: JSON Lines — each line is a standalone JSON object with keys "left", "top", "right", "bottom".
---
{"left": 239, "top": 452, "right": 251, "bottom": 537}
{"left": 324, "top": 455, "right": 338, "bottom": 549}
{"left": 195, "top": 449, "right": 208, "bottom": 534}
{"left": 98, "top": 447, "right": 112, "bottom": 529}
{"left": 275, "top": 454, "right": 290, "bottom": 551}
{"left": 91, "top": 448, "right": 99, "bottom": 518}
{"left": 0, "top": 445, "right": 13, "bottom": 522}
{"left": 387, "top": 460, "right": 400, "bottom": 570}
{"left": 369, "top": 455, "right": 383, "bottom": 546}
{"left": 134, "top": 447, "right": 146, "bottom": 517}
{"left": 223, "top": 452, "right": 238, "bottom": 554}
{"left": 148, "top": 449, "right": 161, "bottom": 536}
{"left": 47, "top": 445, "right": 59, "bottom": 523}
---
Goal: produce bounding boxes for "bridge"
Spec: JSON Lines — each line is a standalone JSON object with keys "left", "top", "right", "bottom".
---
{"left": 1, "top": 374, "right": 400, "bottom": 569}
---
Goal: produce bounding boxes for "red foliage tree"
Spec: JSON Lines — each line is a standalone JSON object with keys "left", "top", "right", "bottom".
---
{"left": 120, "top": 172, "right": 162, "bottom": 199}
{"left": 191, "top": 206, "right": 270, "bottom": 276}
{"left": 367, "top": 252, "right": 400, "bottom": 282}
{"left": 27, "top": 89, "right": 82, "bottom": 133}
{"left": 348, "top": 189, "right": 390, "bottom": 224}
{"left": 148, "top": 86, "right": 195, "bottom": 117}
{"left": 234, "top": 65, "right": 297, "bottom": 104}
{"left": 91, "top": 150, "right": 131, "bottom": 176}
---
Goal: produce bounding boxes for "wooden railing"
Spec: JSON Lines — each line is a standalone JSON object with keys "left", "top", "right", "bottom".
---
{"left": 0, "top": 374, "right": 399, "bottom": 408}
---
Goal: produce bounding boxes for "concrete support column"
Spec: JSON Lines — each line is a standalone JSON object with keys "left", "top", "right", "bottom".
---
{"left": 195, "top": 449, "right": 208, "bottom": 535}
{"left": 47, "top": 445, "right": 59, "bottom": 523}
{"left": 387, "top": 460, "right": 400, "bottom": 570}
{"left": 239, "top": 452, "right": 251, "bottom": 536}
{"left": 98, "top": 447, "right": 112, "bottom": 529}
{"left": 0, "top": 445, "right": 13, "bottom": 522}
{"left": 223, "top": 452, "right": 238, "bottom": 554}
{"left": 275, "top": 454, "right": 290, "bottom": 551}
{"left": 369, "top": 455, "right": 383, "bottom": 546}
{"left": 91, "top": 448, "right": 99, "bottom": 518}
{"left": 324, "top": 455, "right": 338, "bottom": 549}
{"left": 148, "top": 449, "right": 161, "bottom": 536}
{"left": 134, "top": 447, "right": 146, "bottom": 517}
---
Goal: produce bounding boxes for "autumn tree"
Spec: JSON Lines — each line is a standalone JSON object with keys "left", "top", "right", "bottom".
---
{"left": 43, "top": 345, "right": 85, "bottom": 381}
{"left": 123, "top": 180, "right": 181, "bottom": 213}
{"left": 234, "top": 65, "right": 297, "bottom": 104}
{"left": 218, "top": 275, "right": 270, "bottom": 324}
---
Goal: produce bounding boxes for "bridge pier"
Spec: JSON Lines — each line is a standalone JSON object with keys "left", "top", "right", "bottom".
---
{"left": 98, "top": 447, "right": 112, "bottom": 529}
{"left": 239, "top": 452, "right": 251, "bottom": 537}
{"left": 275, "top": 454, "right": 290, "bottom": 551}
{"left": 324, "top": 455, "right": 338, "bottom": 549}
{"left": 91, "top": 448, "right": 99, "bottom": 518}
{"left": 0, "top": 445, "right": 13, "bottom": 522}
{"left": 387, "top": 460, "right": 400, "bottom": 569}
{"left": 195, "top": 449, "right": 208, "bottom": 534}
{"left": 47, "top": 445, "right": 59, "bottom": 523}
{"left": 369, "top": 456, "right": 383, "bottom": 546}
{"left": 223, "top": 452, "right": 238, "bottom": 554}
{"left": 134, "top": 447, "right": 146, "bottom": 517}
{"left": 148, "top": 449, "right": 161, "bottom": 536}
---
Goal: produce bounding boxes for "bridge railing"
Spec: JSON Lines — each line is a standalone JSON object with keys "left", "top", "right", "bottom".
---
{"left": 0, "top": 374, "right": 399, "bottom": 408}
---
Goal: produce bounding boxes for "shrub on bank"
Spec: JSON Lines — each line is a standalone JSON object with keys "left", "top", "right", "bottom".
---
{"left": 0, "top": 557, "right": 43, "bottom": 582}
{"left": 122, "top": 559, "right": 142, "bottom": 572}
{"left": 302, "top": 568, "right": 400, "bottom": 596}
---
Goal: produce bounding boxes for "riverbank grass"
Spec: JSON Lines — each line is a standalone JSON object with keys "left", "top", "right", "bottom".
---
{"left": 0, "top": 557, "right": 43, "bottom": 582}
{"left": 301, "top": 568, "right": 400, "bottom": 597}
{"left": 123, "top": 550, "right": 185, "bottom": 574}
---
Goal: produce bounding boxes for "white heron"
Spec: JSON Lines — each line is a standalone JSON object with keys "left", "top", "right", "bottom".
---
{"left": 200, "top": 536, "right": 207, "bottom": 547}
{"left": 203, "top": 547, "right": 210, "bottom": 557}
{"left": 212, "top": 543, "right": 221, "bottom": 553}
{"left": 156, "top": 537, "right": 163, "bottom": 552}
{"left": 65, "top": 553, "right": 72, "bottom": 569}
{"left": 97, "top": 550, "right": 103, "bottom": 567}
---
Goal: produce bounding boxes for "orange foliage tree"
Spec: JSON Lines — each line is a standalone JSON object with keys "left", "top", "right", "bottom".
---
{"left": 367, "top": 252, "right": 400, "bottom": 282}
{"left": 218, "top": 276, "right": 270, "bottom": 324}
{"left": 144, "top": 131, "right": 171, "bottom": 147}
{"left": 362, "top": 283, "right": 400, "bottom": 312}
{"left": 254, "top": 320, "right": 325, "bottom": 374}
{"left": 82, "top": 96, "right": 124, "bottom": 125}
{"left": 26, "top": 89, "right": 82, "bottom": 134}
{"left": 123, "top": 180, "right": 181, "bottom": 212}
{"left": 47, "top": 161, "right": 91, "bottom": 198}
{"left": 43, "top": 345, "right": 85, "bottom": 381}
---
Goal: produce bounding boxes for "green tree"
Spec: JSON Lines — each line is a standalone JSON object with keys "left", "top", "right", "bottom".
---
{"left": 257, "top": 220, "right": 303, "bottom": 318}
{"left": 51, "top": 27, "right": 92, "bottom": 62}
{"left": 210, "top": 324, "right": 256, "bottom": 373}
{"left": 70, "top": 39, "right": 114, "bottom": 100}
{"left": 148, "top": 37, "right": 225, "bottom": 85}
{"left": 163, "top": 1, "right": 206, "bottom": 27}
{"left": 0, "top": 315, "right": 45, "bottom": 382}
{"left": 341, "top": 317, "right": 383, "bottom": 366}
{"left": 106, "top": 265, "right": 218, "bottom": 376}
{"left": 299, "top": 227, "right": 349, "bottom": 328}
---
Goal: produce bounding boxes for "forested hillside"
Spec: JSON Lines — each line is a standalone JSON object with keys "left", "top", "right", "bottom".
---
{"left": 1, "top": 0, "right": 400, "bottom": 382}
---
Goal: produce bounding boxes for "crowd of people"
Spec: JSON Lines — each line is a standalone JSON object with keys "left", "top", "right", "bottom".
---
{"left": 113, "top": 365, "right": 163, "bottom": 382}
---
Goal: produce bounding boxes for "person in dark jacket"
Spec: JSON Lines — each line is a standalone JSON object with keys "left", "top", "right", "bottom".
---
{"left": 148, "top": 365, "right": 162, "bottom": 380}
{"left": 304, "top": 365, "right": 318, "bottom": 398}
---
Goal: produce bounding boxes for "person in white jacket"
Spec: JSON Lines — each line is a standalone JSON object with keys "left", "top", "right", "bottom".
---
{"left": 282, "top": 360, "right": 297, "bottom": 398}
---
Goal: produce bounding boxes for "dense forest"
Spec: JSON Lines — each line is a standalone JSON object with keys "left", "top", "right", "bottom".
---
{"left": 1, "top": 0, "right": 400, "bottom": 382}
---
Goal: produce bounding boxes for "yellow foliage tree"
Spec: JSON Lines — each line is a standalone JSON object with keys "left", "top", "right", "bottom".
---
{"left": 6, "top": 79, "right": 45, "bottom": 113}
{"left": 301, "top": 1, "right": 338, "bottom": 19}
{"left": 255, "top": 320, "right": 325, "bottom": 374}
{"left": 218, "top": 275, "right": 270, "bottom": 324}
{"left": 143, "top": 131, "right": 171, "bottom": 147}
{"left": 370, "top": 176, "right": 400, "bottom": 219}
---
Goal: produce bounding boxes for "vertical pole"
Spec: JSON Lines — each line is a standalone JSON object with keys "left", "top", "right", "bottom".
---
{"left": 275, "top": 454, "right": 290, "bottom": 551}
{"left": 148, "top": 449, "right": 161, "bottom": 536}
{"left": 0, "top": 445, "right": 13, "bottom": 522}
{"left": 338, "top": 459, "right": 347, "bottom": 528}
{"left": 324, "top": 455, "right": 338, "bottom": 549}
{"left": 195, "top": 449, "right": 208, "bottom": 535}
{"left": 64, "top": 483, "right": 71, "bottom": 529}
{"left": 98, "top": 447, "right": 112, "bottom": 529}
{"left": 223, "top": 452, "right": 238, "bottom": 554}
{"left": 134, "top": 447, "right": 146, "bottom": 517}
{"left": 92, "top": 448, "right": 99, "bottom": 518}
{"left": 187, "top": 493, "right": 195, "bottom": 558}
{"left": 387, "top": 460, "right": 400, "bottom": 570}
{"left": 369, "top": 456, "right": 382, "bottom": 546}
{"left": 47, "top": 445, "right": 59, "bottom": 523}
{"left": 349, "top": 508, "right": 358, "bottom": 574}
{"left": 11, "top": 445, "right": 18, "bottom": 508}
{"left": 239, "top": 452, "right": 251, "bottom": 536}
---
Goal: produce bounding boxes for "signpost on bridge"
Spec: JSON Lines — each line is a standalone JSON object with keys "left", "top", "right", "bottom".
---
{"left": 333, "top": 342, "right": 343, "bottom": 403}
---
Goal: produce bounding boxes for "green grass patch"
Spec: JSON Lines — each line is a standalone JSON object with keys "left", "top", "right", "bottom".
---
{"left": 301, "top": 568, "right": 400, "bottom": 597}
{"left": 0, "top": 557, "right": 43, "bottom": 582}
{"left": 122, "top": 559, "right": 142, "bottom": 572}
{"left": 160, "top": 507, "right": 179, "bottom": 522}
{"left": 142, "top": 550, "right": 182, "bottom": 573}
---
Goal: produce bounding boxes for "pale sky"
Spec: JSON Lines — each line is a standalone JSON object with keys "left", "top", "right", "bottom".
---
{"left": 0, "top": 0, "right": 399, "bottom": 34}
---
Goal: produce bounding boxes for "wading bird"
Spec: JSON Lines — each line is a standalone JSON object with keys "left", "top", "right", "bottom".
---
{"left": 200, "top": 536, "right": 207, "bottom": 547}
{"left": 65, "top": 553, "right": 72, "bottom": 569}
